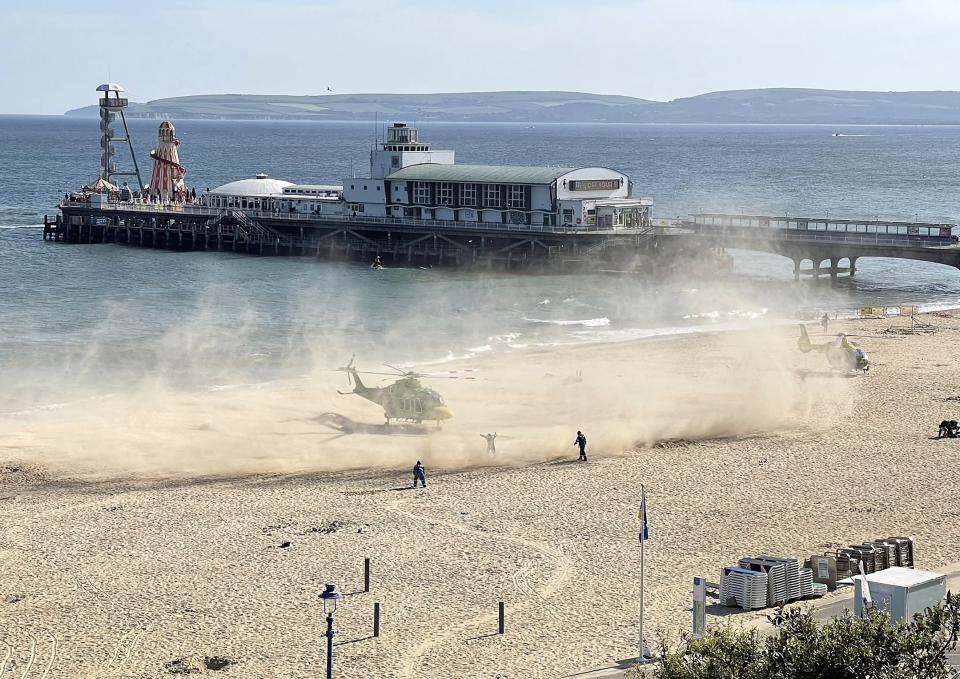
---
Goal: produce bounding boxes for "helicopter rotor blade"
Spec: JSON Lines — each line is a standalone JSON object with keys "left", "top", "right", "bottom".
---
{"left": 414, "top": 369, "right": 480, "bottom": 379}
{"left": 329, "top": 369, "right": 417, "bottom": 377}
{"left": 426, "top": 375, "right": 478, "bottom": 379}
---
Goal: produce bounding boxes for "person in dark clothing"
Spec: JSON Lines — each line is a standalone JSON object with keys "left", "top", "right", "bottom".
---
{"left": 821, "top": 313, "right": 830, "bottom": 333}
{"left": 938, "top": 420, "right": 959, "bottom": 438}
{"left": 413, "top": 460, "right": 426, "bottom": 487}
{"left": 575, "top": 431, "right": 587, "bottom": 461}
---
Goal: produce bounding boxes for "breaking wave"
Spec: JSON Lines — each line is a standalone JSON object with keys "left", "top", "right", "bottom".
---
{"left": 523, "top": 317, "right": 611, "bottom": 327}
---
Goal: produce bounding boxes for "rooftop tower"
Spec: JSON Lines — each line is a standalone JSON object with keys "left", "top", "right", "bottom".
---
{"left": 96, "top": 83, "right": 144, "bottom": 189}
{"left": 369, "top": 123, "right": 454, "bottom": 179}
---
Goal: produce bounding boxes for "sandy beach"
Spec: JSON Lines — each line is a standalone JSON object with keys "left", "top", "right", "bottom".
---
{"left": 2, "top": 311, "right": 960, "bottom": 677}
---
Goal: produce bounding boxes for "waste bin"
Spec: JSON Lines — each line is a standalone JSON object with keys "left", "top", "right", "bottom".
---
{"left": 806, "top": 554, "right": 838, "bottom": 590}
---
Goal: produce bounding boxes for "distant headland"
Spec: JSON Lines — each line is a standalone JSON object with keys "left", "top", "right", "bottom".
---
{"left": 62, "top": 88, "right": 960, "bottom": 125}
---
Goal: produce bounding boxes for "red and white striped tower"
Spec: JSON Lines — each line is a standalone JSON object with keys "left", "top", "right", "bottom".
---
{"left": 148, "top": 120, "right": 187, "bottom": 201}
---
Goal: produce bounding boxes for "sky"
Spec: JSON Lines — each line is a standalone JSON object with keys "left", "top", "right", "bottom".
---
{"left": 2, "top": 0, "right": 960, "bottom": 114}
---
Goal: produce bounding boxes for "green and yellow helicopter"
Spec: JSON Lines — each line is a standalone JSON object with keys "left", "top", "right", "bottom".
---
{"left": 337, "top": 357, "right": 474, "bottom": 425}
{"left": 797, "top": 325, "right": 871, "bottom": 373}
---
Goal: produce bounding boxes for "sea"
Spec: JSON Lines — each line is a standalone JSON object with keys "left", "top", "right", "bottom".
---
{"left": 3, "top": 115, "right": 960, "bottom": 401}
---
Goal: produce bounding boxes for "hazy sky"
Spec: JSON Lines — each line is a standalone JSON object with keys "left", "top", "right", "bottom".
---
{"left": 3, "top": 0, "right": 960, "bottom": 114}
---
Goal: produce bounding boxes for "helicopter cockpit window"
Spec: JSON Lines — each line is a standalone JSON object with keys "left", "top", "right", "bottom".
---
{"left": 414, "top": 399, "right": 423, "bottom": 414}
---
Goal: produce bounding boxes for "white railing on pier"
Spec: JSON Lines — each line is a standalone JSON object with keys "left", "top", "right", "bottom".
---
{"left": 59, "top": 200, "right": 655, "bottom": 236}
{"left": 684, "top": 225, "right": 957, "bottom": 250}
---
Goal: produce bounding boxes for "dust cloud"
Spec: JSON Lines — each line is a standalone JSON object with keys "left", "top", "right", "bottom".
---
{"left": 0, "top": 277, "right": 851, "bottom": 481}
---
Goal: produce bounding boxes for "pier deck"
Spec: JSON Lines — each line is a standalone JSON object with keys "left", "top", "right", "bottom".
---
{"left": 48, "top": 202, "right": 669, "bottom": 271}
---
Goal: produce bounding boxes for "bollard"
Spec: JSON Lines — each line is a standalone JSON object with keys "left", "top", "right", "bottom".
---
{"left": 498, "top": 601, "right": 505, "bottom": 634}
{"left": 364, "top": 557, "right": 371, "bottom": 593}
{"left": 373, "top": 602, "right": 381, "bottom": 638}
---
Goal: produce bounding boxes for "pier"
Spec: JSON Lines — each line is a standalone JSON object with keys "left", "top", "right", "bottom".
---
{"left": 48, "top": 86, "right": 960, "bottom": 277}
{"left": 46, "top": 205, "right": 960, "bottom": 277}
{"left": 45, "top": 203, "right": 668, "bottom": 271}
{"left": 668, "top": 213, "right": 960, "bottom": 280}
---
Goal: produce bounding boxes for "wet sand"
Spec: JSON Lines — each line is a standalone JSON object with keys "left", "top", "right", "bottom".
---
{"left": 2, "top": 312, "right": 959, "bottom": 677}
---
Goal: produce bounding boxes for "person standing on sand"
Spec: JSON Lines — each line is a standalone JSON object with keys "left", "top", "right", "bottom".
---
{"left": 413, "top": 460, "right": 426, "bottom": 488}
{"left": 575, "top": 431, "right": 587, "bottom": 461}
{"left": 482, "top": 432, "right": 497, "bottom": 455}
{"left": 821, "top": 313, "right": 830, "bottom": 333}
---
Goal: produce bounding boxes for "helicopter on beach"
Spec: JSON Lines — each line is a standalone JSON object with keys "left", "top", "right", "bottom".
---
{"left": 336, "top": 357, "right": 472, "bottom": 425}
{"left": 797, "top": 325, "right": 871, "bottom": 373}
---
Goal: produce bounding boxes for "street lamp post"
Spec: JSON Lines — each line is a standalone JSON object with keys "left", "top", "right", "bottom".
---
{"left": 320, "top": 582, "right": 343, "bottom": 679}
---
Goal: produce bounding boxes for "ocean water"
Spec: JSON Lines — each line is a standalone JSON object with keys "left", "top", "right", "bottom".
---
{"left": 3, "top": 116, "right": 960, "bottom": 397}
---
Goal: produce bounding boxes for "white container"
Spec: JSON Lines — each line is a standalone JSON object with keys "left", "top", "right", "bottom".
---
{"left": 854, "top": 567, "right": 946, "bottom": 622}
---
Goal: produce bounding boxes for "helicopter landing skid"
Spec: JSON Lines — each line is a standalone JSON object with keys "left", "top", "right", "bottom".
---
{"left": 315, "top": 412, "right": 429, "bottom": 436}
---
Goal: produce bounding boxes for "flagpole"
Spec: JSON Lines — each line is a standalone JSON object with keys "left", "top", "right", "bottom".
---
{"left": 639, "top": 483, "right": 646, "bottom": 662}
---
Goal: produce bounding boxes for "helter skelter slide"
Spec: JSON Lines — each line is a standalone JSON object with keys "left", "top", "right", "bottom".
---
{"left": 148, "top": 120, "right": 187, "bottom": 200}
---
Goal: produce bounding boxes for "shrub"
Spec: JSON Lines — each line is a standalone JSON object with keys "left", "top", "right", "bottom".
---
{"left": 643, "top": 592, "right": 960, "bottom": 679}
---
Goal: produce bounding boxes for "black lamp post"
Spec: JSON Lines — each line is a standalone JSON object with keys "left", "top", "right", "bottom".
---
{"left": 320, "top": 582, "right": 343, "bottom": 679}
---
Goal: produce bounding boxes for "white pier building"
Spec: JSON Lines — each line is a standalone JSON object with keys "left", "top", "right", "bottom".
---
{"left": 202, "top": 174, "right": 343, "bottom": 216}
{"left": 200, "top": 122, "right": 651, "bottom": 229}
{"left": 343, "top": 123, "right": 651, "bottom": 228}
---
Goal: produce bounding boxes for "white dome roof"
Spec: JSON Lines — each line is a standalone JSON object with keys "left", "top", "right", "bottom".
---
{"left": 210, "top": 175, "right": 293, "bottom": 197}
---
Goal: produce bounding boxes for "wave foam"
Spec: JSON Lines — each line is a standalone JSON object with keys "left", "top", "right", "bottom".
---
{"left": 524, "top": 317, "right": 611, "bottom": 327}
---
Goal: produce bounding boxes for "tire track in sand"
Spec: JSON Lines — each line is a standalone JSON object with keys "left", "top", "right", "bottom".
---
{"left": 20, "top": 633, "right": 36, "bottom": 679}
{"left": 0, "top": 631, "right": 58, "bottom": 679}
{"left": 107, "top": 627, "right": 146, "bottom": 674}
{"left": 0, "top": 641, "right": 11, "bottom": 676}
{"left": 39, "top": 631, "right": 57, "bottom": 679}
{"left": 389, "top": 502, "right": 573, "bottom": 679}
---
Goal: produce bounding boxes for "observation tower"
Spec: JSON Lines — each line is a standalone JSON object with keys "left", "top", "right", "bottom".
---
{"left": 96, "top": 83, "right": 143, "bottom": 189}
{"left": 148, "top": 120, "right": 187, "bottom": 200}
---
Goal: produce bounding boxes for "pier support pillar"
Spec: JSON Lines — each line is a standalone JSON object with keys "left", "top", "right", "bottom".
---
{"left": 812, "top": 260, "right": 821, "bottom": 280}
{"left": 793, "top": 258, "right": 801, "bottom": 282}
{"left": 849, "top": 256, "right": 858, "bottom": 278}
{"left": 829, "top": 258, "right": 839, "bottom": 282}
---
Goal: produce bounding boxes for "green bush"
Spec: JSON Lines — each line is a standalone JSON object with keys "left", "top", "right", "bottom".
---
{"left": 642, "top": 593, "right": 960, "bottom": 679}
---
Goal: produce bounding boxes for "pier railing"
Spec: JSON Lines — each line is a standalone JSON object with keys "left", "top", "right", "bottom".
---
{"left": 58, "top": 200, "right": 656, "bottom": 237}
{"left": 683, "top": 223, "right": 958, "bottom": 250}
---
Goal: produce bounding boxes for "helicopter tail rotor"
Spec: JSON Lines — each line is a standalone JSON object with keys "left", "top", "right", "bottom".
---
{"left": 336, "top": 355, "right": 358, "bottom": 392}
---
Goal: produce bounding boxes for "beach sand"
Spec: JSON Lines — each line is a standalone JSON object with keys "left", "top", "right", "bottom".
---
{"left": 2, "top": 312, "right": 960, "bottom": 677}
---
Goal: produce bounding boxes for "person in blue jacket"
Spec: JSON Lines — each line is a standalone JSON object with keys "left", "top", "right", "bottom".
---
{"left": 575, "top": 431, "right": 587, "bottom": 461}
{"left": 413, "top": 460, "right": 426, "bottom": 487}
